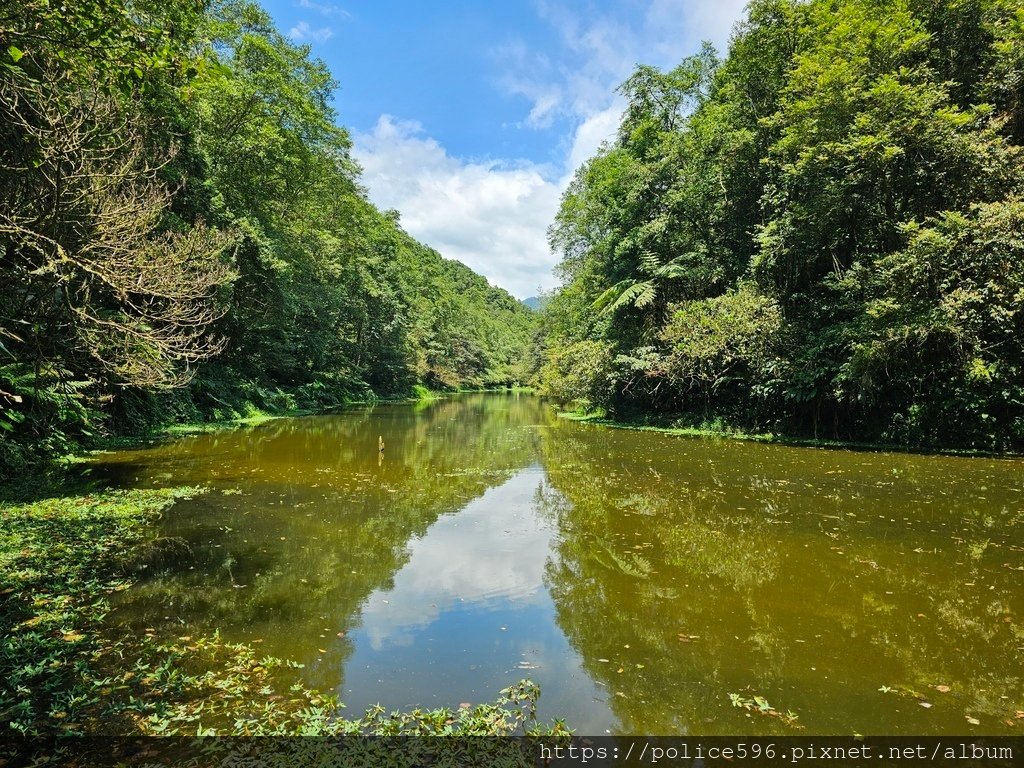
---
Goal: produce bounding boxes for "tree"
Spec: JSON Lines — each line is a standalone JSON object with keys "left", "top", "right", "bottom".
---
{"left": 537, "top": 0, "right": 1024, "bottom": 448}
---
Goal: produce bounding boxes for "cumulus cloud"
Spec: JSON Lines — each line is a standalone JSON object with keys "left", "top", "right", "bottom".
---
{"left": 354, "top": 0, "right": 748, "bottom": 297}
{"left": 562, "top": 101, "right": 624, "bottom": 184}
{"left": 289, "top": 20, "right": 333, "bottom": 43}
{"left": 354, "top": 117, "right": 563, "bottom": 299}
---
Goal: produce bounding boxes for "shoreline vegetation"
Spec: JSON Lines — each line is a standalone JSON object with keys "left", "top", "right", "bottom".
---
{"left": 532, "top": 0, "right": 1024, "bottom": 454}
{"left": 63, "top": 385, "right": 531, "bottom": 462}
{"left": 556, "top": 409, "right": 1024, "bottom": 460}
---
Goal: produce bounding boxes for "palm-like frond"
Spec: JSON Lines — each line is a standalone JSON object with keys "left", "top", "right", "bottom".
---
{"left": 593, "top": 250, "right": 700, "bottom": 316}
{"left": 625, "top": 281, "right": 658, "bottom": 309}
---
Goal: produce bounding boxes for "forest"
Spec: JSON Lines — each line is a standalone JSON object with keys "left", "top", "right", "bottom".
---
{"left": 2, "top": 0, "right": 1024, "bottom": 760}
{"left": 533, "top": 0, "right": 1024, "bottom": 451}
{"left": 0, "top": 0, "right": 534, "bottom": 477}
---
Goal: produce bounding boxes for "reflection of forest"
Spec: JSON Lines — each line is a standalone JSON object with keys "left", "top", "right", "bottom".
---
{"left": 99, "top": 393, "right": 548, "bottom": 691}
{"left": 534, "top": 421, "right": 1024, "bottom": 734}
{"left": 93, "top": 394, "right": 1024, "bottom": 734}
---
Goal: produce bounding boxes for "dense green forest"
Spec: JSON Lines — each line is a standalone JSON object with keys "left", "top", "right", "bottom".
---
{"left": 533, "top": 0, "right": 1024, "bottom": 451}
{"left": 0, "top": 0, "right": 534, "bottom": 476}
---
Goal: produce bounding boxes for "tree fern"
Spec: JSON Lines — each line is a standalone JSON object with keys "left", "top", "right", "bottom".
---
{"left": 592, "top": 250, "right": 701, "bottom": 316}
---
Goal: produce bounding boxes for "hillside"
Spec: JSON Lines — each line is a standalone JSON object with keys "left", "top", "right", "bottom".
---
{"left": 0, "top": 0, "right": 533, "bottom": 473}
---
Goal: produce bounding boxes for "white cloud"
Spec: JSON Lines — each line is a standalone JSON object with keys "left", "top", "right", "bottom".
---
{"left": 646, "top": 0, "right": 748, "bottom": 58}
{"left": 563, "top": 101, "right": 624, "bottom": 184}
{"left": 296, "top": 0, "right": 350, "bottom": 18}
{"left": 289, "top": 20, "right": 333, "bottom": 43}
{"left": 354, "top": 116, "right": 563, "bottom": 299}
{"left": 353, "top": 0, "right": 749, "bottom": 297}
{"left": 507, "top": 0, "right": 748, "bottom": 143}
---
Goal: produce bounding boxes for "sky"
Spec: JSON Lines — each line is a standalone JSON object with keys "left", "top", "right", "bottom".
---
{"left": 259, "top": 0, "right": 749, "bottom": 299}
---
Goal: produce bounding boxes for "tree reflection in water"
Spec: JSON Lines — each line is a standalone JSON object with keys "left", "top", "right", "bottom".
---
{"left": 90, "top": 394, "right": 1024, "bottom": 734}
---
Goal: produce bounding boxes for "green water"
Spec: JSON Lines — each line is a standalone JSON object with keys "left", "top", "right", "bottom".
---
{"left": 89, "top": 393, "right": 1024, "bottom": 735}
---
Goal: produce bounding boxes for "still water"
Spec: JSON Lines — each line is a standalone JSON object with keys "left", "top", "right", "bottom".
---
{"left": 89, "top": 393, "right": 1024, "bottom": 735}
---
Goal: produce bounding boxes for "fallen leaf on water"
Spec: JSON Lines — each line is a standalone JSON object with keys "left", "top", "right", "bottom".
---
{"left": 459, "top": 702, "right": 471, "bottom": 709}
{"left": 317, "top": 648, "right": 327, "bottom": 654}
{"left": 966, "top": 716, "right": 980, "bottom": 726}
{"left": 934, "top": 685, "right": 951, "bottom": 693}
{"left": 597, "top": 658, "right": 610, "bottom": 663}
{"left": 919, "top": 702, "right": 933, "bottom": 709}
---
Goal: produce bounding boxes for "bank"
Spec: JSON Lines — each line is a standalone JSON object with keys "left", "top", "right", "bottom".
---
{"left": 556, "top": 409, "right": 1020, "bottom": 459}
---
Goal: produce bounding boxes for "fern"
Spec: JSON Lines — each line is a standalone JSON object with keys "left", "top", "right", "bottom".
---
{"left": 592, "top": 250, "right": 702, "bottom": 316}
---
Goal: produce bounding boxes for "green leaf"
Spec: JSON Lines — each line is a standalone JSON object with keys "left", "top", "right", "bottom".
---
{"left": 8, "top": 45, "right": 23, "bottom": 63}
{"left": 610, "top": 281, "right": 656, "bottom": 312}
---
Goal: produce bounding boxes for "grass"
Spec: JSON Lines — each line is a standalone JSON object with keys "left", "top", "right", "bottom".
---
{"left": 0, "top": 480, "right": 569, "bottom": 764}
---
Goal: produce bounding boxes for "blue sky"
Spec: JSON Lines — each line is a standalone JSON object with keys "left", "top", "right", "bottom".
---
{"left": 260, "top": 0, "right": 749, "bottom": 298}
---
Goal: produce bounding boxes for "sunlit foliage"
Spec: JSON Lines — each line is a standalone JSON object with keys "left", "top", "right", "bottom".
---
{"left": 536, "top": 0, "right": 1024, "bottom": 450}
{"left": 0, "top": 0, "right": 533, "bottom": 475}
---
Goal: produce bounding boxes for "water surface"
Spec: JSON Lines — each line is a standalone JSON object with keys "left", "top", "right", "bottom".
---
{"left": 90, "top": 393, "right": 1024, "bottom": 734}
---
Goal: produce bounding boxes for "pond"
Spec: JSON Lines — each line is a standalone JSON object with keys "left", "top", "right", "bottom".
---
{"left": 88, "top": 392, "right": 1024, "bottom": 735}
